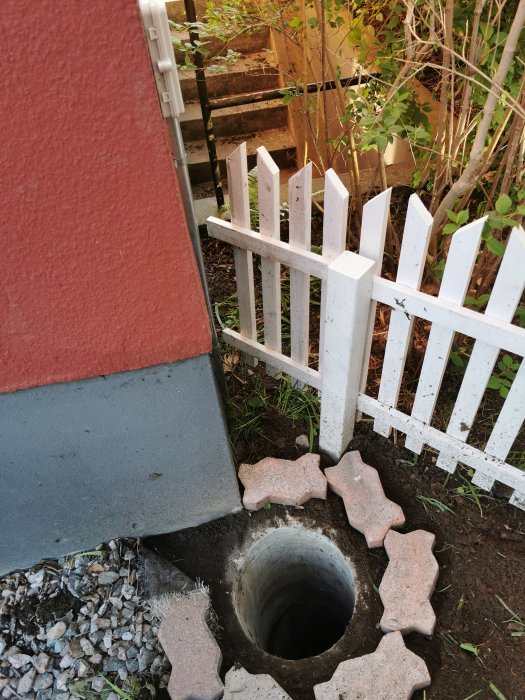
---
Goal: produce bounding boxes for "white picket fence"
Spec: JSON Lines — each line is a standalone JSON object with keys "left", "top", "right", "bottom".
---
{"left": 206, "top": 142, "right": 525, "bottom": 510}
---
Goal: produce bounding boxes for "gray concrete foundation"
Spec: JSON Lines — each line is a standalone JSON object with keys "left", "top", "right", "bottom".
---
{"left": 0, "top": 354, "right": 241, "bottom": 575}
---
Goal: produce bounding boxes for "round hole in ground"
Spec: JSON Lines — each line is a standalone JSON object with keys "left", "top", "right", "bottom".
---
{"left": 233, "top": 527, "right": 356, "bottom": 660}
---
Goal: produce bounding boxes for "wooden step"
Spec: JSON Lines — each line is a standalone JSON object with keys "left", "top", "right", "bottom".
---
{"left": 186, "top": 128, "right": 296, "bottom": 183}
{"left": 179, "top": 51, "right": 279, "bottom": 101}
{"left": 180, "top": 99, "right": 288, "bottom": 140}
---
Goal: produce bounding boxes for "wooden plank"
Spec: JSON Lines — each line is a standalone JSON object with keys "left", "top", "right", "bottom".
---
{"left": 371, "top": 278, "right": 525, "bottom": 357}
{"left": 319, "top": 169, "right": 349, "bottom": 370}
{"left": 437, "top": 226, "right": 525, "bottom": 473}
{"left": 257, "top": 146, "right": 282, "bottom": 378}
{"left": 374, "top": 195, "right": 433, "bottom": 437}
{"left": 319, "top": 252, "right": 375, "bottom": 460}
{"left": 207, "top": 218, "right": 327, "bottom": 279}
{"left": 223, "top": 329, "right": 321, "bottom": 390}
{"left": 405, "top": 218, "right": 485, "bottom": 453}
{"left": 472, "top": 361, "right": 525, "bottom": 491}
{"left": 358, "top": 393, "right": 525, "bottom": 509}
{"left": 226, "top": 142, "right": 257, "bottom": 367}
{"left": 357, "top": 189, "right": 391, "bottom": 412}
{"left": 288, "top": 163, "right": 313, "bottom": 386}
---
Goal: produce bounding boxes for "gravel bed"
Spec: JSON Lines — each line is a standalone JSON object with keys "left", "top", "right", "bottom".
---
{"left": 0, "top": 539, "right": 170, "bottom": 699}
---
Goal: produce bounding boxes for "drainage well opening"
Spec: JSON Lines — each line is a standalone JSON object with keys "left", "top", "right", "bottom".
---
{"left": 233, "top": 527, "right": 356, "bottom": 660}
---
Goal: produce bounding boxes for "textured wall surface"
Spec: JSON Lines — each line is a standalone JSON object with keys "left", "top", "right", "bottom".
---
{"left": 0, "top": 356, "right": 241, "bottom": 576}
{"left": 0, "top": 0, "right": 210, "bottom": 393}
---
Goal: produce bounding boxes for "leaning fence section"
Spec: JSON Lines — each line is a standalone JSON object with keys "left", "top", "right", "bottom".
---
{"left": 207, "top": 142, "right": 525, "bottom": 510}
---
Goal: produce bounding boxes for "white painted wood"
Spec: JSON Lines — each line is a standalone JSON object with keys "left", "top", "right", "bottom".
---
{"left": 226, "top": 142, "right": 257, "bottom": 366}
{"left": 223, "top": 328, "right": 321, "bottom": 390}
{"left": 358, "top": 393, "right": 525, "bottom": 509}
{"left": 319, "top": 169, "right": 349, "bottom": 370}
{"left": 405, "top": 218, "right": 486, "bottom": 453}
{"left": 257, "top": 147, "right": 281, "bottom": 378}
{"left": 289, "top": 163, "right": 313, "bottom": 386}
{"left": 374, "top": 195, "right": 433, "bottom": 437}
{"left": 207, "top": 218, "right": 327, "bottom": 279}
{"left": 471, "top": 360, "right": 525, "bottom": 490}
{"left": 319, "top": 252, "right": 375, "bottom": 460}
{"left": 357, "top": 189, "right": 392, "bottom": 406}
{"left": 371, "top": 277, "right": 525, "bottom": 356}
{"left": 437, "top": 226, "right": 525, "bottom": 472}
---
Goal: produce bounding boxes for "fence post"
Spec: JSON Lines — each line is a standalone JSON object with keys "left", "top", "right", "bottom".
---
{"left": 319, "top": 251, "right": 375, "bottom": 461}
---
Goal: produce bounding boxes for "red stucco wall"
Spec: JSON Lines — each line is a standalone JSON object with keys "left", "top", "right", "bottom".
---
{"left": 0, "top": 0, "right": 211, "bottom": 393}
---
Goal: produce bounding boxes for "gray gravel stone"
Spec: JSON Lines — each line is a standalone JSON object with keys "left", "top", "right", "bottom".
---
{"left": 98, "top": 572, "right": 120, "bottom": 586}
{"left": 33, "top": 673, "right": 54, "bottom": 691}
{"left": 17, "top": 667, "right": 36, "bottom": 695}
{"left": 46, "top": 621, "right": 66, "bottom": 641}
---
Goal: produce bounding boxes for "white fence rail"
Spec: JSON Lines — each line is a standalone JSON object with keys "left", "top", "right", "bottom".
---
{"left": 207, "top": 143, "right": 525, "bottom": 510}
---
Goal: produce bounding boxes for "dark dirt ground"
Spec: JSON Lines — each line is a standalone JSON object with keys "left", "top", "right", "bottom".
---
{"left": 147, "top": 217, "right": 525, "bottom": 700}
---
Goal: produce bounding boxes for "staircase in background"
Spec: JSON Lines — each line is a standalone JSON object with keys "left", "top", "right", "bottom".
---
{"left": 167, "top": 1, "right": 297, "bottom": 198}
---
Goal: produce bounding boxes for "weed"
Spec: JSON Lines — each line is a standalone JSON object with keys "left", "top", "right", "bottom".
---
{"left": 67, "top": 549, "right": 106, "bottom": 568}
{"left": 460, "top": 642, "right": 485, "bottom": 665}
{"left": 489, "top": 683, "right": 508, "bottom": 700}
{"left": 495, "top": 595, "right": 525, "bottom": 636}
{"left": 416, "top": 495, "right": 455, "bottom": 517}
{"left": 462, "top": 692, "right": 483, "bottom": 700}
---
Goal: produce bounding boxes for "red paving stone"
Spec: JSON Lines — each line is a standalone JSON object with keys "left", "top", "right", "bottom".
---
{"left": 224, "top": 666, "right": 292, "bottom": 698}
{"left": 379, "top": 529, "right": 439, "bottom": 636}
{"left": 158, "top": 591, "right": 223, "bottom": 700}
{"left": 238, "top": 454, "right": 327, "bottom": 511}
{"left": 325, "top": 451, "right": 405, "bottom": 547}
{"left": 313, "top": 631, "right": 431, "bottom": 700}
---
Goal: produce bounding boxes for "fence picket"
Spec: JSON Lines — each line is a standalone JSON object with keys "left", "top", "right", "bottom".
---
{"left": 357, "top": 189, "right": 391, "bottom": 406}
{"left": 289, "top": 163, "right": 313, "bottom": 386}
{"left": 472, "top": 361, "right": 525, "bottom": 492}
{"left": 405, "top": 218, "right": 485, "bottom": 454}
{"left": 226, "top": 142, "right": 257, "bottom": 367}
{"left": 257, "top": 146, "right": 281, "bottom": 378}
{"left": 437, "top": 226, "right": 525, "bottom": 473}
{"left": 319, "top": 169, "right": 349, "bottom": 369}
{"left": 374, "top": 195, "right": 433, "bottom": 437}
{"left": 319, "top": 252, "right": 375, "bottom": 459}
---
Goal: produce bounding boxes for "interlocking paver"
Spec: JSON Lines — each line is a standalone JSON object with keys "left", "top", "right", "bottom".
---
{"left": 158, "top": 591, "right": 223, "bottom": 700}
{"left": 238, "top": 454, "right": 327, "bottom": 511}
{"left": 313, "top": 631, "right": 430, "bottom": 700}
{"left": 379, "top": 529, "right": 439, "bottom": 636}
{"left": 224, "top": 666, "right": 292, "bottom": 699}
{"left": 325, "top": 451, "right": 405, "bottom": 547}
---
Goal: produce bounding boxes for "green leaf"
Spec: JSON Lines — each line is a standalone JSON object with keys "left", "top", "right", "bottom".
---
{"left": 443, "top": 223, "right": 458, "bottom": 235}
{"left": 502, "top": 354, "right": 513, "bottom": 367}
{"left": 457, "top": 210, "right": 469, "bottom": 225}
{"left": 486, "top": 238, "right": 505, "bottom": 256}
{"left": 447, "top": 209, "right": 458, "bottom": 224}
{"left": 489, "top": 682, "right": 508, "bottom": 699}
{"left": 487, "top": 376, "right": 501, "bottom": 390}
{"left": 460, "top": 642, "right": 480, "bottom": 657}
{"left": 450, "top": 352, "right": 464, "bottom": 368}
{"left": 308, "top": 17, "right": 319, "bottom": 28}
{"left": 288, "top": 16, "right": 302, "bottom": 28}
{"left": 495, "top": 194, "right": 512, "bottom": 214}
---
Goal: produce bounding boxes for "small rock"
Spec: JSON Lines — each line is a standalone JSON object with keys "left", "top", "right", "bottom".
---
{"left": 224, "top": 666, "right": 292, "bottom": 699}
{"left": 91, "top": 676, "right": 106, "bottom": 692}
{"left": 76, "top": 659, "right": 91, "bottom": 678}
{"left": 79, "top": 639, "right": 95, "bottom": 657}
{"left": 295, "top": 434, "right": 310, "bottom": 449}
{"left": 98, "top": 572, "right": 120, "bottom": 586}
{"left": 33, "top": 673, "right": 54, "bottom": 691}
{"left": 32, "top": 653, "right": 50, "bottom": 673}
{"left": 46, "top": 621, "right": 67, "bottom": 641}
{"left": 69, "top": 638, "right": 84, "bottom": 659}
{"left": 17, "top": 668, "right": 36, "bottom": 695}
{"left": 89, "top": 653, "right": 102, "bottom": 666}
{"left": 7, "top": 652, "right": 32, "bottom": 669}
